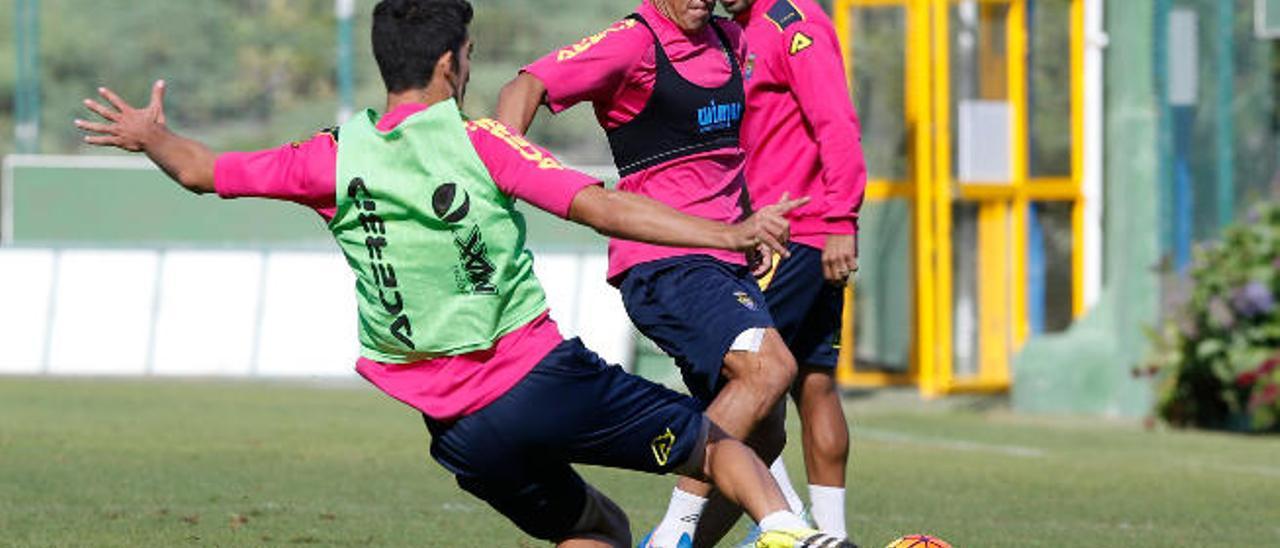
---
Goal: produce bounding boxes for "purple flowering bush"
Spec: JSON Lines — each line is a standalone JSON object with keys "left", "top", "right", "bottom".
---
{"left": 1147, "top": 203, "right": 1280, "bottom": 432}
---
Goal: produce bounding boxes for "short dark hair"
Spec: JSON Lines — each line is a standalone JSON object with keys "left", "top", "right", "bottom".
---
{"left": 372, "top": 0, "right": 473, "bottom": 93}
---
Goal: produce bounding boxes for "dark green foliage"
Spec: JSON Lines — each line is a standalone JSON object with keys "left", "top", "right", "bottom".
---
{"left": 1149, "top": 202, "right": 1280, "bottom": 432}
{"left": 1, "top": 0, "right": 638, "bottom": 162}
{"left": 1, "top": 0, "right": 1081, "bottom": 171}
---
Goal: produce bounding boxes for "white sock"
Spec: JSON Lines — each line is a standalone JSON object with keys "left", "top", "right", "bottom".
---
{"left": 769, "top": 458, "right": 806, "bottom": 515}
{"left": 808, "top": 484, "right": 847, "bottom": 538}
{"left": 648, "top": 487, "right": 706, "bottom": 547}
{"left": 757, "top": 510, "right": 809, "bottom": 532}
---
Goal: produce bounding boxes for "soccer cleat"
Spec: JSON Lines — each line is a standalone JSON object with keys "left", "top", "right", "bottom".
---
{"left": 754, "top": 528, "right": 858, "bottom": 548}
{"left": 737, "top": 509, "right": 812, "bottom": 547}
{"left": 637, "top": 529, "right": 693, "bottom": 548}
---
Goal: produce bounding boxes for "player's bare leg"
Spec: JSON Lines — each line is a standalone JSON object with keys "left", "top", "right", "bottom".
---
{"left": 692, "top": 422, "right": 790, "bottom": 519}
{"left": 794, "top": 365, "right": 850, "bottom": 537}
{"left": 689, "top": 402, "right": 785, "bottom": 547}
{"left": 647, "top": 330, "right": 794, "bottom": 546}
{"left": 695, "top": 368, "right": 850, "bottom": 546}
{"left": 683, "top": 328, "right": 795, "bottom": 484}
{"left": 561, "top": 420, "right": 800, "bottom": 548}
{"left": 691, "top": 422, "right": 854, "bottom": 548}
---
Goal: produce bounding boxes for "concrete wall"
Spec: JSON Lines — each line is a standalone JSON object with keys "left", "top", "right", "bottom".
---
{"left": 0, "top": 248, "right": 633, "bottom": 377}
{"left": 1012, "top": 0, "right": 1161, "bottom": 416}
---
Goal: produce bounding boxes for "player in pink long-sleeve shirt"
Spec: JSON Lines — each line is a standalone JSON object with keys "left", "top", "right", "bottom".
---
{"left": 496, "top": 2, "right": 827, "bottom": 547}
{"left": 72, "top": 2, "right": 856, "bottom": 546}
{"left": 723, "top": 0, "right": 869, "bottom": 542}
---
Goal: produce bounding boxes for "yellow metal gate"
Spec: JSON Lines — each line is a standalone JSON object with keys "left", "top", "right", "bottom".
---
{"left": 833, "top": 0, "right": 1086, "bottom": 396}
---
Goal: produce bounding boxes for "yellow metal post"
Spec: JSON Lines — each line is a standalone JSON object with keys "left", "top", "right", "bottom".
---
{"left": 835, "top": 283, "right": 857, "bottom": 385}
{"left": 978, "top": 202, "right": 1012, "bottom": 384}
{"left": 1008, "top": 0, "right": 1030, "bottom": 351}
{"left": 926, "top": 0, "right": 954, "bottom": 396}
{"left": 909, "top": 0, "right": 939, "bottom": 397}
{"left": 1070, "top": 0, "right": 1086, "bottom": 318}
{"left": 833, "top": 0, "right": 916, "bottom": 388}
{"left": 835, "top": 0, "right": 855, "bottom": 89}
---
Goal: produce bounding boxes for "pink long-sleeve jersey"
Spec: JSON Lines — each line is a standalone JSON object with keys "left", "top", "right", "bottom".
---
{"left": 735, "top": 0, "right": 867, "bottom": 248}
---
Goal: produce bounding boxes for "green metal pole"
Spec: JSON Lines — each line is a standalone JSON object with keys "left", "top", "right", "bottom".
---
{"left": 1215, "top": 0, "right": 1235, "bottom": 229}
{"left": 336, "top": 0, "right": 355, "bottom": 124}
{"left": 14, "top": 0, "right": 33, "bottom": 154}
{"left": 14, "top": 0, "right": 25, "bottom": 152}
{"left": 15, "top": 0, "right": 40, "bottom": 154}
{"left": 31, "top": 0, "right": 40, "bottom": 151}
{"left": 1154, "top": 0, "right": 1172, "bottom": 260}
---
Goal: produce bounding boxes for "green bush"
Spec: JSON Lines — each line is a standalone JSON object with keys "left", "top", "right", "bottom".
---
{"left": 1148, "top": 202, "right": 1280, "bottom": 432}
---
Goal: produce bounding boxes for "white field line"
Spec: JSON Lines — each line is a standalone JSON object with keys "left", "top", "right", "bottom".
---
{"left": 856, "top": 427, "right": 1047, "bottom": 459}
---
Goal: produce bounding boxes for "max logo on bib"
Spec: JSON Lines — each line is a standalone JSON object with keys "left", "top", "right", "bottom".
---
{"left": 433, "top": 183, "right": 497, "bottom": 295}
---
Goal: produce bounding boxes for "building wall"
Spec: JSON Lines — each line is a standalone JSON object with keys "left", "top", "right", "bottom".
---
{"left": 1012, "top": 0, "right": 1161, "bottom": 416}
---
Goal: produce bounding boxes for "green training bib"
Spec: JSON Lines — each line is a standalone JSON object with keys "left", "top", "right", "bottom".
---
{"left": 329, "top": 100, "right": 547, "bottom": 363}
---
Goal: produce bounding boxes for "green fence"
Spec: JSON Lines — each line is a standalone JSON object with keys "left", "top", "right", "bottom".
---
{"left": 2, "top": 155, "right": 606, "bottom": 251}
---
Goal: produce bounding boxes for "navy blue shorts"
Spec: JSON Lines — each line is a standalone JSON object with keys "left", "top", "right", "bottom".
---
{"left": 619, "top": 255, "right": 775, "bottom": 406}
{"left": 760, "top": 243, "right": 843, "bottom": 369}
{"left": 423, "top": 338, "right": 704, "bottom": 542}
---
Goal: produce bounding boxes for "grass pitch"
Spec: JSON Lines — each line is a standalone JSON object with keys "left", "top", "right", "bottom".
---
{"left": 1, "top": 377, "right": 1278, "bottom": 547}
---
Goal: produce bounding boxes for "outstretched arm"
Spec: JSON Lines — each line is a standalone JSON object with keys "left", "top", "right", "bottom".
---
{"left": 568, "top": 186, "right": 807, "bottom": 257}
{"left": 470, "top": 116, "right": 805, "bottom": 256}
{"left": 75, "top": 80, "right": 216, "bottom": 194}
{"left": 496, "top": 73, "right": 548, "bottom": 135}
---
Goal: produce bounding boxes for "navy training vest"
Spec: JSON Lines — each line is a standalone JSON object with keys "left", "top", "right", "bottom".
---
{"left": 605, "top": 14, "right": 746, "bottom": 178}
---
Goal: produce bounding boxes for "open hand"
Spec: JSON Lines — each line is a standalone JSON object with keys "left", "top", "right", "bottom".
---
{"left": 730, "top": 192, "right": 809, "bottom": 257}
{"left": 75, "top": 80, "right": 168, "bottom": 152}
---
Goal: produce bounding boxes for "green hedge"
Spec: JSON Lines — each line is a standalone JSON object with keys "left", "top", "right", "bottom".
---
{"left": 1148, "top": 202, "right": 1280, "bottom": 432}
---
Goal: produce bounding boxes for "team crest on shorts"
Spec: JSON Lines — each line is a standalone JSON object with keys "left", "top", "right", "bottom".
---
{"left": 651, "top": 428, "right": 676, "bottom": 466}
{"left": 733, "top": 291, "right": 758, "bottom": 310}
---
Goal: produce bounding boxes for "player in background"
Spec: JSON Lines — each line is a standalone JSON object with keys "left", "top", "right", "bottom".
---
{"left": 496, "top": 2, "right": 807, "bottom": 546}
{"left": 719, "top": 0, "right": 868, "bottom": 543}
{"left": 74, "top": 1, "right": 853, "bottom": 546}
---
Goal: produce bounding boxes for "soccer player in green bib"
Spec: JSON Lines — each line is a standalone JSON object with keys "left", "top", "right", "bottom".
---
{"left": 74, "top": 1, "right": 853, "bottom": 546}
